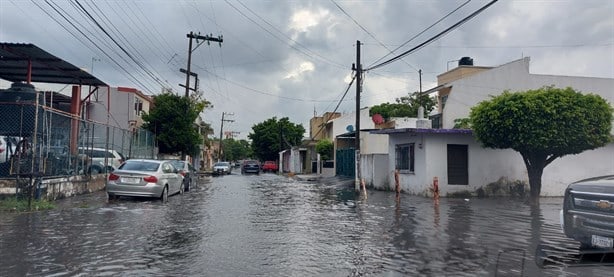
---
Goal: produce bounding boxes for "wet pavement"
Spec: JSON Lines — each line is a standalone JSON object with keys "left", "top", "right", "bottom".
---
{"left": 0, "top": 173, "right": 612, "bottom": 276}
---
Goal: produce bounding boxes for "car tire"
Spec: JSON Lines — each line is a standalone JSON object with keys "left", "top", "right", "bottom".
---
{"left": 107, "top": 192, "right": 116, "bottom": 201}
{"left": 160, "top": 186, "right": 169, "bottom": 203}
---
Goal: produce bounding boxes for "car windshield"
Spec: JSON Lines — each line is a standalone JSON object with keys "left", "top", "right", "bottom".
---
{"left": 119, "top": 161, "right": 159, "bottom": 172}
{"left": 169, "top": 161, "right": 185, "bottom": 169}
{"left": 214, "top": 162, "right": 229, "bottom": 167}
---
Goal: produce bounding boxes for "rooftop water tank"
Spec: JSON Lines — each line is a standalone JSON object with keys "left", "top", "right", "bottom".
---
{"left": 458, "top": 57, "right": 474, "bottom": 66}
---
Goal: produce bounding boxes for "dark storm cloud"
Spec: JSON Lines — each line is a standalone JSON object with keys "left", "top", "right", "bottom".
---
{"left": 1, "top": 0, "right": 612, "bottom": 139}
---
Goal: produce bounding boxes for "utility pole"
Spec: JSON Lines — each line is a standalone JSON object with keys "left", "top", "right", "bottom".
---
{"left": 218, "top": 112, "right": 234, "bottom": 161}
{"left": 182, "top": 31, "right": 223, "bottom": 98}
{"left": 352, "top": 40, "right": 362, "bottom": 192}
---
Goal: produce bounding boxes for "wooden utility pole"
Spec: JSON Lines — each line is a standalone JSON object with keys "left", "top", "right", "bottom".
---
{"left": 218, "top": 112, "right": 234, "bottom": 161}
{"left": 183, "top": 31, "right": 223, "bottom": 98}
{"left": 353, "top": 40, "right": 362, "bottom": 192}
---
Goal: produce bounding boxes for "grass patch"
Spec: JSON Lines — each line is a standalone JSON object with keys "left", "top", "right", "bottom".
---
{"left": 0, "top": 197, "right": 56, "bottom": 212}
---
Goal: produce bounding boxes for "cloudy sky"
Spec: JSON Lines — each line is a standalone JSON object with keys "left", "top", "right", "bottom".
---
{"left": 1, "top": 0, "right": 613, "bottom": 140}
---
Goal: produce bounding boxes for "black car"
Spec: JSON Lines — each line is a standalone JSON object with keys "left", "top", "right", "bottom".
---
{"left": 168, "top": 160, "right": 196, "bottom": 191}
{"left": 561, "top": 175, "right": 614, "bottom": 249}
{"left": 241, "top": 160, "right": 260, "bottom": 175}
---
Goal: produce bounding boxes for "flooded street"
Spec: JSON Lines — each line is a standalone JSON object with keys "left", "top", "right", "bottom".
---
{"left": 0, "top": 173, "right": 611, "bottom": 276}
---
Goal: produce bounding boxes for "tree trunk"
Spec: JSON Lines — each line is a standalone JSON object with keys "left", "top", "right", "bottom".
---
{"left": 528, "top": 165, "right": 543, "bottom": 201}
{"left": 521, "top": 152, "right": 547, "bottom": 202}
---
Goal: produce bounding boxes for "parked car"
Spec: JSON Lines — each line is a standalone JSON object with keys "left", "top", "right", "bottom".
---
{"left": 0, "top": 136, "right": 18, "bottom": 164}
{"left": 78, "top": 147, "right": 125, "bottom": 171}
{"left": 241, "top": 160, "right": 260, "bottom": 175}
{"left": 213, "top": 161, "right": 232, "bottom": 175}
{"left": 262, "top": 161, "right": 278, "bottom": 173}
{"left": 168, "top": 160, "right": 196, "bottom": 192}
{"left": 106, "top": 159, "right": 183, "bottom": 202}
{"left": 561, "top": 175, "right": 614, "bottom": 249}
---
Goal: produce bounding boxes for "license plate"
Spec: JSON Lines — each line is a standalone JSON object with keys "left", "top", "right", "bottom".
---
{"left": 591, "top": 235, "right": 614, "bottom": 248}
{"left": 121, "top": 177, "right": 140, "bottom": 184}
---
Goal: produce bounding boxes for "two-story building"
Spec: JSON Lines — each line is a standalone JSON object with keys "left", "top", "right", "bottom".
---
{"left": 372, "top": 57, "right": 614, "bottom": 197}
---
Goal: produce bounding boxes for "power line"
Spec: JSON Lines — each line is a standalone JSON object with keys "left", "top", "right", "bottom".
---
{"left": 224, "top": 0, "right": 346, "bottom": 70}
{"left": 367, "top": 0, "right": 472, "bottom": 68}
{"left": 34, "top": 0, "right": 155, "bottom": 92}
{"left": 330, "top": 0, "right": 419, "bottom": 72}
{"left": 311, "top": 74, "right": 356, "bottom": 140}
{"left": 73, "top": 0, "right": 168, "bottom": 90}
{"left": 366, "top": 0, "right": 498, "bottom": 71}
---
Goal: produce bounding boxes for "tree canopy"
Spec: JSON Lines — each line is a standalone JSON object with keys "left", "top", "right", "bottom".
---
{"left": 369, "top": 92, "right": 436, "bottom": 120}
{"left": 470, "top": 86, "right": 613, "bottom": 200}
{"left": 142, "top": 92, "right": 210, "bottom": 156}
{"left": 248, "top": 117, "right": 305, "bottom": 161}
{"left": 315, "top": 139, "right": 333, "bottom": 160}
{"left": 222, "top": 138, "right": 252, "bottom": 161}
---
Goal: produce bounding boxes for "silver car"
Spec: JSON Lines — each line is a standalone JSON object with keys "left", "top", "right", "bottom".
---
{"left": 106, "top": 159, "right": 183, "bottom": 202}
{"left": 213, "top": 161, "right": 232, "bottom": 175}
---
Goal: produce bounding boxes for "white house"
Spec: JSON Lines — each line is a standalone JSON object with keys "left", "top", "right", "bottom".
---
{"left": 372, "top": 57, "right": 614, "bottom": 197}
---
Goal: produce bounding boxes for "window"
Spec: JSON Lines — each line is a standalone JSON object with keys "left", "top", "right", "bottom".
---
{"left": 395, "top": 143, "right": 415, "bottom": 173}
{"left": 447, "top": 144, "right": 468, "bottom": 185}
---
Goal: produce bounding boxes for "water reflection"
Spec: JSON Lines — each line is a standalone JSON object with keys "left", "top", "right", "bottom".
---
{"left": 0, "top": 175, "right": 611, "bottom": 276}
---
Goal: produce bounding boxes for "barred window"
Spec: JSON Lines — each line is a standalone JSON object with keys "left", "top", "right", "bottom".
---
{"left": 395, "top": 143, "right": 415, "bottom": 173}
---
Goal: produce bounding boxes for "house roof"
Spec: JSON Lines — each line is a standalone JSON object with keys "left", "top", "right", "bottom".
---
{"left": 0, "top": 43, "right": 107, "bottom": 86}
{"left": 370, "top": 128, "right": 473, "bottom": 135}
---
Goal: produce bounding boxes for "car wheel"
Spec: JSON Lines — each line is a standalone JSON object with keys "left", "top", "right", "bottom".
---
{"left": 160, "top": 186, "right": 169, "bottom": 203}
{"left": 107, "top": 192, "right": 116, "bottom": 201}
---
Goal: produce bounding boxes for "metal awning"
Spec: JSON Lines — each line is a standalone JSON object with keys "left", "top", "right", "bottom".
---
{"left": 0, "top": 43, "right": 107, "bottom": 86}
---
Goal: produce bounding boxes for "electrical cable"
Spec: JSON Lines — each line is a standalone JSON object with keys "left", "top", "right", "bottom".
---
{"left": 311, "top": 74, "right": 356, "bottom": 140}
{"left": 367, "top": 0, "right": 472, "bottom": 68}
{"left": 366, "top": 0, "right": 498, "bottom": 72}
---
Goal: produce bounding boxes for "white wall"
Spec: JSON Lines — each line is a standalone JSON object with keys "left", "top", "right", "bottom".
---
{"left": 360, "top": 131, "right": 388, "bottom": 154}
{"left": 386, "top": 131, "right": 614, "bottom": 197}
{"left": 362, "top": 154, "right": 389, "bottom": 189}
{"left": 331, "top": 108, "right": 374, "bottom": 137}
{"left": 442, "top": 57, "right": 614, "bottom": 132}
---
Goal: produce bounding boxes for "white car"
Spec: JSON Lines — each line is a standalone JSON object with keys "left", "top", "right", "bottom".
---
{"left": 0, "top": 136, "right": 18, "bottom": 164}
{"left": 213, "top": 161, "right": 232, "bottom": 175}
{"left": 78, "top": 147, "right": 125, "bottom": 172}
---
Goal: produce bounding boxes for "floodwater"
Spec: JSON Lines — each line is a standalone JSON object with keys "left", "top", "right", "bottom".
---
{"left": 0, "top": 173, "right": 611, "bottom": 276}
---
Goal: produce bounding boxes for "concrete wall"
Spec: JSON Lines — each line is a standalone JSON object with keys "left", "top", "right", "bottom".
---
{"left": 331, "top": 108, "right": 374, "bottom": 138}
{"left": 362, "top": 154, "right": 389, "bottom": 189}
{"left": 387, "top": 131, "right": 614, "bottom": 197}
{"left": 0, "top": 175, "right": 106, "bottom": 200}
{"left": 442, "top": 57, "right": 614, "bottom": 131}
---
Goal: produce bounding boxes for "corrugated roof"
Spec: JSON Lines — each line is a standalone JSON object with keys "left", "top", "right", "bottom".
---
{"left": 0, "top": 43, "right": 107, "bottom": 86}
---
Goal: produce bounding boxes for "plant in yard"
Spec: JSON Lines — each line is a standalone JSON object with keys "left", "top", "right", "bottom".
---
{"left": 470, "top": 86, "right": 612, "bottom": 201}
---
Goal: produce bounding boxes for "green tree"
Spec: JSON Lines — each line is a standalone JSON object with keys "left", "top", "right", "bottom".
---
{"left": 315, "top": 139, "right": 333, "bottom": 160}
{"left": 223, "top": 138, "right": 251, "bottom": 161}
{"left": 249, "top": 117, "right": 305, "bottom": 161}
{"left": 470, "top": 86, "right": 612, "bottom": 201}
{"left": 369, "top": 92, "right": 436, "bottom": 120}
{"left": 142, "top": 92, "right": 210, "bottom": 156}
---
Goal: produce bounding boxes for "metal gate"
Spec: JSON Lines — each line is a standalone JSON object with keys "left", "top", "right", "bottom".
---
{"left": 335, "top": 148, "right": 355, "bottom": 177}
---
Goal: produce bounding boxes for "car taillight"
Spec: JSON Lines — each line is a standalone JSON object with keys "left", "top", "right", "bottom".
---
{"left": 143, "top": 176, "right": 158, "bottom": 183}
{"left": 108, "top": 173, "right": 120, "bottom": 181}
{"left": 179, "top": 171, "right": 186, "bottom": 176}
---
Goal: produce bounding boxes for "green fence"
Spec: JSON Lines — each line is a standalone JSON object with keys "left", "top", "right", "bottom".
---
{"left": 335, "top": 148, "right": 355, "bottom": 177}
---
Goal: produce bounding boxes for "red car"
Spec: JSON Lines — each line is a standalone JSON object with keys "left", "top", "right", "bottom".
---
{"left": 262, "top": 161, "right": 278, "bottom": 173}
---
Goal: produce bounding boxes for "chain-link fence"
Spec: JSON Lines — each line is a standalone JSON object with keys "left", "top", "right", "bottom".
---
{"left": 0, "top": 94, "right": 156, "bottom": 182}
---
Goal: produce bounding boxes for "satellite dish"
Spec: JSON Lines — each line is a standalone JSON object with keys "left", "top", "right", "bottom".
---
{"left": 346, "top": 125, "right": 354, "bottom": 132}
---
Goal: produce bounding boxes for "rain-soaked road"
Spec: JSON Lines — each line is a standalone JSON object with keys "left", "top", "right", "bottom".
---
{"left": 0, "top": 172, "right": 611, "bottom": 276}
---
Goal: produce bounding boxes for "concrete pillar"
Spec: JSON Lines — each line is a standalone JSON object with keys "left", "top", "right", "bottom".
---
{"left": 70, "top": 85, "right": 81, "bottom": 155}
